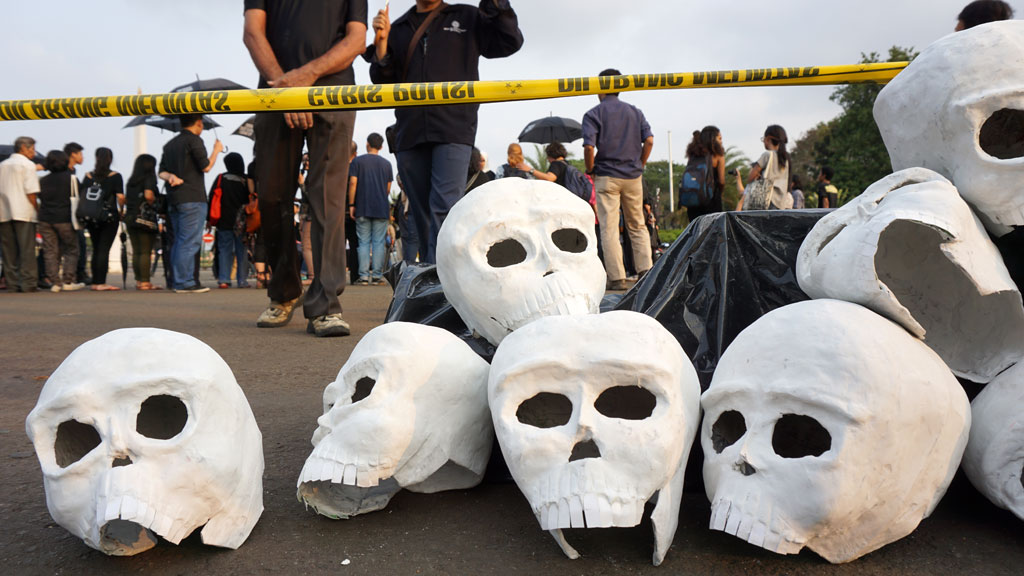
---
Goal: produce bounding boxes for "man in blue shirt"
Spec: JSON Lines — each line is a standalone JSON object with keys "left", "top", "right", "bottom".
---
{"left": 348, "top": 133, "right": 393, "bottom": 285}
{"left": 582, "top": 68, "right": 654, "bottom": 291}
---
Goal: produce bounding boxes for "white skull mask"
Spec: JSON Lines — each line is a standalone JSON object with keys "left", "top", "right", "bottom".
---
{"left": 797, "top": 168, "right": 1024, "bottom": 383}
{"left": 436, "top": 178, "right": 606, "bottom": 346}
{"left": 875, "top": 21, "right": 1024, "bottom": 236}
{"left": 297, "top": 322, "right": 492, "bottom": 518}
{"left": 489, "top": 311, "right": 701, "bottom": 565}
{"left": 702, "top": 300, "right": 969, "bottom": 563}
{"left": 963, "top": 360, "right": 1024, "bottom": 521}
{"left": 25, "top": 329, "right": 264, "bottom": 556}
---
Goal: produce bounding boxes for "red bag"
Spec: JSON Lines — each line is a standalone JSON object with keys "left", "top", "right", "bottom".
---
{"left": 208, "top": 174, "right": 223, "bottom": 226}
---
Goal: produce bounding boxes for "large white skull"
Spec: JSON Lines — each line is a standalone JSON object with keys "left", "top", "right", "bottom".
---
{"left": 797, "top": 168, "right": 1024, "bottom": 383}
{"left": 963, "top": 360, "right": 1024, "bottom": 520}
{"left": 489, "top": 311, "right": 700, "bottom": 565}
{"left": 702, "top": 300, "right": 969, "bottom": 563}
{"left": 436, "top": 178, "right": 606, "bottom": 346}
{"left": 25, "top": 328, "right": 264, "bottom": 556}
{"left": 297, "top": 322, "right": 492, "bottom": 518}
{"left": 875, "top": 21, "right": 1024, "bottom": 236}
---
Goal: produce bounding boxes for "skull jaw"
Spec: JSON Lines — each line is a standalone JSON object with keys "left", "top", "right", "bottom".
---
{"left": 99, "top": 520, "right": 158, "bottom": 556}
{"left": 709, "top": 498, "right": 805, "bottom": 556}
{"left": 297, "top": 478, "right": 401, "bottom": 519}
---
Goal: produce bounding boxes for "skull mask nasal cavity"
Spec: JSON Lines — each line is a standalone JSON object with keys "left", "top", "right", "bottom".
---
{"left": 55, "top": 420, "right": 101, "bottom": 468}
{"left": 487, "top": 239, "right": 527, "bottom": 267}
{"left": 569, "top": 439, "right": 601, "bottom": 462}
{"left": 136, "top": 395, "right": 188, "bottom": 440}
{"left": 979, "top": 108, "right": 1024, "bottom": 159}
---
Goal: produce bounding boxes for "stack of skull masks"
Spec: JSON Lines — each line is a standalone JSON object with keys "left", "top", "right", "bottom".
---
{"left": 25, "top": 328, "right": 264, "bottom": 556}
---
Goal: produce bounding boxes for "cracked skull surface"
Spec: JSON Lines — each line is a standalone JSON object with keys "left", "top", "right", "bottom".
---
{"left": 25, "top": 328, "right": 264, "bottom": 556}
{"left": 797, "top": 167, "right": 1024, "bottom": 383}
{"left": 701, "top": 300, "right": 970, "bottom": 563}
{"left": 436, "top": 178, "right": 606, "bottom": 346}
{"left": 874, "top": 21, "right": 1024, "bottom": 236}
{"left": 297, "top": 322, "right": 492, "bottom": 519}
{"left": 489, "top": 311, "right": 701, "bottom": 565}
{"left": 963, "top": 360, "right": 1024, "bottom": 521}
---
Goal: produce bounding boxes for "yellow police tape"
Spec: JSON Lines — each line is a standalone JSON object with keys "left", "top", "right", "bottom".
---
{"left": 0, "top": 63, "right": 907, "bottom": 122}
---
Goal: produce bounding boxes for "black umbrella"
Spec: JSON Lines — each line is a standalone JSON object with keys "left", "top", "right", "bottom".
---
{"left": 518, "top": 116, "right": 583, "bottom": 144}
{"left": 233, "top": 115, "right": 256, "bottom": 140}
{"left": 170, "top": 77, "right": 249, "bottom": 93}
{"left": 0, "top": 144, "right": 45, "bottom": 165}
{"left": 123, "top": 114, "right": 221, "bottom": 131}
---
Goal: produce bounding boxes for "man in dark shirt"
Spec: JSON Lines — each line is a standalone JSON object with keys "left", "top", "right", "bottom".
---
{"left": 368, "top": 0, "right": 523, "bottom": 263}
{"left": 816, "top": 165, "right": 839, "bottom": 209}
{"left": 347, "top": 132, "right": 394, "bottom": 285}
{"left": 583, "top": 68, "right": 654, "bottom": 291}
{"left": 244, "top": 0, "right": 367, "bottom": 337}
{"left": 158, "top": 114, "right": 223, "bottom": 293}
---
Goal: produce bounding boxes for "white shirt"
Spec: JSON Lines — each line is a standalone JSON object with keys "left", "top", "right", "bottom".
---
{"left": 0, "top": 153, "right": 40, "bottom": 222}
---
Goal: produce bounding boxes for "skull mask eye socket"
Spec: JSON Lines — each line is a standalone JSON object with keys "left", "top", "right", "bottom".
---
{"left": 487, "top": 238, "right": 527, "bottom": 268}
{"left": 772, "top": 414, "right": 831, "bottom": 458}
{"left": 516, "top": 392, "right": 573, "bottom": 428}
{"left": 979, "top": 108, "right": 1024, "bottom": 160}
{"left": 54, "top": 420, "right": 101, "bottom": 468}
{"left": 551, "top": 228, "right": 588, "bottom": 253}
{"left": 594, "top": 385, "right": 656, "bottom": 419}
{"left": 352, "top": 376, "right": 375, "bottom": 403}
{"left": 711, "top": 410, "right": 746, "bottom": 453}
{"left": 136, "top": 395, "right": 188, "bottom": 440}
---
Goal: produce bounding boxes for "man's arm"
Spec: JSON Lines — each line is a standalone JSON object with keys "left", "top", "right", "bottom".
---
{"left": 243, "top": 9, "right": 286, "bottom": 85}
{"left": 477, "top": 0, "right": 524, "bottom": 58}
{"left": 584, "top": 145, "right": 595, "bottom": 174}
{"left": 159, "top": 171, "right": 183, "bottom": 187}
{"left": 348, "top": 175, "right": 358, "bottom": 220}
{"left": 203, "top": 141, "right": 224, "bottom": 174}
{"left": 640, "top": 136, "right": 654, "bottom": 169}
{"left": 271, "top": 21, "right": 368, "bottom": 88}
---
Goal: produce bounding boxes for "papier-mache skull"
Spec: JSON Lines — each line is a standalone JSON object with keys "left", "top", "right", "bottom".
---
{"left": 297, "top": 322, "right": 492, "bottom": 518}
{"left": 874, "top": 21, "right": 1024, "bottom": 236}
{"left": 25, "top": 328, "right": 264, "bottom": 556}
{"left": 797, "top": 167, "right": 1024, "bottom": 383}
{"left": 436, "top": 178, "right": 606, "bottom": 346}
{"left": 489, "top": 311, "right": 701, "bottom": 565}
{"left": 702, "top": 300, "right": 969, "bottom": 563}
{"left": 963, "top": 360, "right": 1024, "bottom": 521}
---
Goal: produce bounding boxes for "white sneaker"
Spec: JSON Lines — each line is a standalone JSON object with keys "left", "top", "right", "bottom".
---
{"left": 50, "top": 285, "right": 61, "bottom": 293}
{"left": 61, "top": 282, "right": 86, "bottom": 292}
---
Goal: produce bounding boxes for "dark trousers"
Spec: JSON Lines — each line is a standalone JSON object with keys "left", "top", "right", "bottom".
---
{"left": 85, "top": 220, "right": 119, "bottom": 285}
{"left": 128, "top": 227, "right": 156, "bottom": 284}
{"left": 0, "top": 220, "right": 37, "bottom": 290}
{"left": 76, "top": 229, "right": 88, "bottom": 282}
{"left": 254, "top": 110, "right": 354, "bottom": 318}
{"left": 38, "top": 221, "right": 79, "bottom": 285}
{"left": 396, "top": 143, "right": 471, "bottom": 264}
{"left": 345, "top": 215, "right": 360, "bottom": 283}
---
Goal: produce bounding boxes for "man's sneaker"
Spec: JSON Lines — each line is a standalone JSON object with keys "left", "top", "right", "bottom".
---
{"left": 62, "top": 282, "right": 86, "bottom": 292}
{"left": 311, "top": 313, "right": 351, "bottom": 337}
{"left": 371, "top": 278, "right": 388, "bottom": 286}
{"left": 355, "top": 277, "right": 370, "bottom": 286}
{"left": 606, "top": 279, "right": 629, "bottom": 291}
{"left": 50, "top": 285, "right": 61, "bottom": 293}
{"left": 175, "top": 285, "right": 211, "bottom": 294}
{"left": 256, "top": 293, "right": 303, "bottom": 328}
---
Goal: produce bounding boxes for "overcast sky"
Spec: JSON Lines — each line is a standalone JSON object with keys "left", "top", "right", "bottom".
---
{"left": 0, "top": 0, "right": 1007, "bottom": 187}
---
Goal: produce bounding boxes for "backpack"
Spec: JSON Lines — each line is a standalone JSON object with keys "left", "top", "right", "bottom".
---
{"left": 559, "top": 161, "right": 593, "bottom": 202}
{"left": 75, "top": 179, "right": 110, "bottom": 225}
{"left": 208, "top": 174, "right": 224, "bottom": 226}
{"left": 678, "top": 155, "right": 714, "bottom": 208}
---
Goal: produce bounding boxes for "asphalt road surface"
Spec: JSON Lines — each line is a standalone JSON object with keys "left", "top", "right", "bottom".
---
{"left": 1, "top": 279, "right": 1022, "bottom": 575}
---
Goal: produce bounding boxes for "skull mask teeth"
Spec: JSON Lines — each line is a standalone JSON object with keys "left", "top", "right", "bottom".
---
{"left": 875, "top": 21, "right": 1024, "bottom": 236}
{"left": 25, "top": 329, "right": 264, "bottom": 556}
{"left": 437, "top": 178, "right": 606, "bottom": 346}
{"left": 701, "top": 300, "right": 969, "bottom": 564}
{"left": 963, "top": 360, "right": 1024, "bottom": 520}
{"left": 489, "top": 311, "right": 701, "bottom": 565}
{"left": 797, "top": 167, "right": 1024, "bottom": 383}
{"left": 297, "top": 322, "right": 492, "bottom": 519}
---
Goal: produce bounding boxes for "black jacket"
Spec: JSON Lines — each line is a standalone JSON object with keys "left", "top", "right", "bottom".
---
{"left": 368, "top": 1, "right": 523, "bottom": 152}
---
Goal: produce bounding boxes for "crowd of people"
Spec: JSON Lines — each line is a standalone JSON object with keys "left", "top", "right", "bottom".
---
{"left": 0, "top": 0, "right": 1016, "bottom": 328}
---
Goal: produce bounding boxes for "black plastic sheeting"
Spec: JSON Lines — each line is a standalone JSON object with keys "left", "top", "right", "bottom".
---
{"left": 385, "top": 210, "right": 830, "bottom": 389}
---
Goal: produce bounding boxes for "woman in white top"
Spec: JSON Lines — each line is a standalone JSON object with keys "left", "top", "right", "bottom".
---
{"left": 736, "top": 124, "right": 792, "bottom": 210}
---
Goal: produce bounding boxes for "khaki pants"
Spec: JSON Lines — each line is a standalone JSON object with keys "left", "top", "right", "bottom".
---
{"left": 595, "top": 175, "right": 652, "bottom": 281}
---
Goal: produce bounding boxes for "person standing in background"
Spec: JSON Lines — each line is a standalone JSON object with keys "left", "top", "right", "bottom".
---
{"left": 212, "top": 152, "right": 251, "bottom": 289}
{"left": 348, "top": 132, "right": 393, "bottom": 286}
{"left": 37, "top": 150, "right": 83, "bottom": 292}
{"left": 244, "top": 0, "right": 367, "bottom": 337}
{"left": 63, "top": 142, "right": 90, "bottom": 286}
{"left": 0, "top": 137, "right": 40, "bottom": 292}
{"left": 956, "top": 0, "right": 1014, "bottom": 30}
{"left": 124, "top": 153, "right": 162, "bottom": 290}
{"left": 81, "top": 147, "right": 125, "bottom": 291}
{"left": 816, "top": 166, "right": 838, "bottom": 209}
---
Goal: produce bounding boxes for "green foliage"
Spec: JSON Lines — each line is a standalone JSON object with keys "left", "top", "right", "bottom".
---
{"left": 524, "top": 144, "right": 549, "bottom": 172}
{"left": 789, "top": 46, "right": 918, "bottom": 206}
{"left": 658, "top": 228, "right": 683, "bottom": 245}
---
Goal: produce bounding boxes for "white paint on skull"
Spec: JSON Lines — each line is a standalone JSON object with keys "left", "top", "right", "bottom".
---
{"left": 436, "top": 178, "right": 606, "bottom": 346}
{"left": 701, "top": 300, "right": 970, "bottom": 564}
{"left": 489, "top": 311, "right": 701, "bottom": 566}
{"left": 25, "top": 328, "right": 264, "bottom": 556}
{"left": 963, "top": 360, "right": 1024, "bottom": 521}
{"left": 874, "top": 21, "right": 1024, "bottom": 236}
{"left": 797, "top": 168, "right": 1024, "bottom": 383}
{"left": 297, "top": 322, "right": 492, "bottom": 519}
